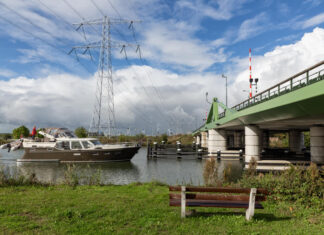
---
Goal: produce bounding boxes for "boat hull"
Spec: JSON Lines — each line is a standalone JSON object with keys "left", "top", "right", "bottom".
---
{"left": 22, "top": 146, "right": 141, "bottom": 162}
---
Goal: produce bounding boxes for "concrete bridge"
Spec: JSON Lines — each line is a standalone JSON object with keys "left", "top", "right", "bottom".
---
{"left": 194, "top": 60, "right": 324, "bottom": 166}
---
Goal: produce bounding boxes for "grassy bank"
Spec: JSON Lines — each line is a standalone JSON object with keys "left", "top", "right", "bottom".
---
{"left": 0, "top": 183, "right": 323, "bottom": 234}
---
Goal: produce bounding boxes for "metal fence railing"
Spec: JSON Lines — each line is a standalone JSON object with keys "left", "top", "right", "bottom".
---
{"left": 218, "top": 60, "right": 324, "bottom": 119}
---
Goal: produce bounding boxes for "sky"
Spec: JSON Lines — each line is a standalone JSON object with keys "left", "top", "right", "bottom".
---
{"left": 0, "top": 0, "right": 324, "bottom": 135}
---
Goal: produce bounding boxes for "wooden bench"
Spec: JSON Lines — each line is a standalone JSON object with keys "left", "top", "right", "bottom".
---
{"left": 169, "top": 186, "right": 269, "bottom": 220}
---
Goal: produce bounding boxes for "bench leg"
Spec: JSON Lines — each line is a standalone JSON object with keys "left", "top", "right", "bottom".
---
{"left": 181, "top": 186, "right": 186, "bottom": 218}
{"left": 246, "top": 188, "right": 256, "bottom": 221}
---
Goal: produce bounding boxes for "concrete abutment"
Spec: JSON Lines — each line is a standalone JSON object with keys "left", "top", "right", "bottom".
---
{"left": 310, "top": 126, "right": 324, "bottom": 164}
{"left": 208, "top": 129, "right": 227, "bottom": 156}
{"left": 201, "top": 132, "right": 207, "bottom": 148}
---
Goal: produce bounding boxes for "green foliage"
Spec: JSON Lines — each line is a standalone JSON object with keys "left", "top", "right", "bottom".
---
{"left": 304, "top": 131, "right": 310, "bottom": 147}
{"left": 0, "top": 133, "right": 12, "bottom": 140}
{"left": 63, "top": 164, "right": 79, "bottom": 187}
{"left": 0, "top": 166, "right": 42, "bottom": 187}
{"left": 203, "top": 158, "right": 219, "bottom": 186}
{"left": 118, "top": 134, "right": 128, "bottom": 142}
{"left": 35, "top": 129, "right": 44, "bottom": 138}
{"left": 12, "top": 125, "right": 30, "bottom": 139}
{"left": 161, "top": 133, "right": 168, "bottom": 143}
{"left": 74, "top": 127, "right": 88, "bottom": 138}
{"left": 239, "top": 163, "right": 324, "bottom": 207}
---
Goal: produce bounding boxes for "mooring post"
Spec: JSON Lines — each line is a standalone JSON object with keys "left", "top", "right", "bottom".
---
{"left": 153, "top": 142, "right": 158, "bottom": 157}
{"left": 217, "top": 150, "right": 221, "bottom": 159}
{"left": 192, "top": 141, "right": 196, "bottom": 151}
{"left": 147, "top": 142, "right": 151, "bottom": 158}
{"left": 181, "top": 186, "right": 186, "bottom": 218}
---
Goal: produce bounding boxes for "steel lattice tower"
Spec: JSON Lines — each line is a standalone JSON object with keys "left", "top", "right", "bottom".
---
{"left": 70, "top": 16, "right": 139, "bottom": 137}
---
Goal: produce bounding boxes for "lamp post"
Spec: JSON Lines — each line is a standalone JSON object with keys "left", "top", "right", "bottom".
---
{"left": 222, "top": 74, "right": 228, "bottom": 107}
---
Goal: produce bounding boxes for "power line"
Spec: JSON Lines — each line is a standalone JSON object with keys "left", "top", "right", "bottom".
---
{"left": 61, "top": 0, "right": 101, "bottom": 35}
{"left": 90, "top": 0, "right": 105, "bottom": 17}
{"left": 105, "top": 0, "right": 122, "bottom": 19}
{"left": 0, "top": 1, "right": 69, "bottom": 46}
{"left": 0, "top": 14, "right": 93, "bottom": 76}
{"left": 0, "top": 5, "right": 157, "bottom": 133}
{"left": 35, "top": 0, "right": 99, "bottom": 64}
{"left": 123, "top": 54, "right": 176, "bottom": 128}
{"left": 106, "top": 21, "right": 178, "bottom": 128}
{"left": 71, "top": 17, "right": 140, "bottom": 136}
{"left": 87, "top": 0, "right": 175, "bottom": 130}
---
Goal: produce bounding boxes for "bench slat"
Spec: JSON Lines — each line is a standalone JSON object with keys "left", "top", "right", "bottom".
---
{"left": 169, "top": 193, "right": 267, "bottom": 201}
{"left": 169, "top": 186, "right": 269, "bottom": 195}
{"left": 170, "top": 199, "right": 264, "bottom": 209}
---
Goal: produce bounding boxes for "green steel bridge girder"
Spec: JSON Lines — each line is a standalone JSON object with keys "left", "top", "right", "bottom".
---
{"left": 197, "top": 78, "right": 324, "bottom": 133}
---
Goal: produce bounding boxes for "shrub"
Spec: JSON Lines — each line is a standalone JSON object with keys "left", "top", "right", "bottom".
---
{"left": 239, "top": 163, "right": 324, "bottom": 206}
{"left": 12, "top": 125, "right": 30, "bottom": 139}
{"left": 63, "top": 164, "right": 79, "bottom": 187}
{"left": 203, "top": 157, "right": 220, "bottom": 186}
{"left": 74, "top": 127, "right": 88, "bottom": 138}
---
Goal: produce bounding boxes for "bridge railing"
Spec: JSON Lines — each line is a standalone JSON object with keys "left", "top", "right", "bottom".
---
{"left": 218, "top": 60, "right": 324, "bottom": 119}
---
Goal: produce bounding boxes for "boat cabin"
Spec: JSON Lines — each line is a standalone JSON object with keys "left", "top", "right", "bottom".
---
{"left": 55, "top": 139, "right": 102, "bottom": 150}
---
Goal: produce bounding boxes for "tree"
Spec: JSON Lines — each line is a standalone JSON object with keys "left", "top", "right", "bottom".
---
{"left": 75, "top": 127, "right": 88, "bottom": 138}
{"left": 3, "top": 133, "right": 11, "bottom": 140}
{"left": 12, "top": 126, "right": 30, "bottom": 139}
{"left": 161, "top": 133, "right": 168, "bottom": 143}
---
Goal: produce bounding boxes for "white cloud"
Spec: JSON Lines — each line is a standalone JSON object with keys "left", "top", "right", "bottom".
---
{"left": 142, "top": 21, "right": 227, "bottom": 71}
{"left": 176, "top": 0, "right": 249, "bottom": 21}
{"left": 1, "top": 28, "right": 324, "bottom": 133}
{"left": 235, "top": 13, "right": 269, "bottom": 42}
{"left": 0, "top": 67, "right": 224, "bottom": 133}
{"left": 301, "top": 13, "right": 324, "bottom": 29}
{"left": 0, "top": 69, "right": 16, "bottom": 78}
{"left": 228, "top": 27, "right": 324, "bottom": 106}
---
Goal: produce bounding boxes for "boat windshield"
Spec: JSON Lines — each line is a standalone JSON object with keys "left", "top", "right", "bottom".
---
{"left": 71, "top": 141, "right": 82, "bottom": 150}
{"left": 90, "top": 140, "right": 102, "bottom": 146}
{"left": 82, "top": 141, "right": 91, "bottom": 149}
{"left": 55, "top": 141, "right": 70, "bottom": 150}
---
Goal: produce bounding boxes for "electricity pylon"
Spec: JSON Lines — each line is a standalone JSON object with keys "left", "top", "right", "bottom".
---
{"left": 70, "top": 16, "right": 140, "bottom": 137}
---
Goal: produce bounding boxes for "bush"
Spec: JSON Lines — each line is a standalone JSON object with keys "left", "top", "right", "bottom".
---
{"left": 203, "top": 158, "right": 220, "bottom": 186}
{"left": 239, "top": 163, "right": 324, "bottom": 206}
{"left": 75, "top": 127, "right": 88, "bottom": 138}
{"left": 12, "top": 125, "right": 30, "bottom": 139}
{"left": 161, "top": 133, "right": 168, "bottom": 143}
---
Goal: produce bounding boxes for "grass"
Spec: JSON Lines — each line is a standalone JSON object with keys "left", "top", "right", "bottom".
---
{"left": 0, "top": 183, "right": 323, "bottom": 234}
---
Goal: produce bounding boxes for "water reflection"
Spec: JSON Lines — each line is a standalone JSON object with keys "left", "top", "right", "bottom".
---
{"left": 0, "top": 148, "right": 244, "bottom": 185}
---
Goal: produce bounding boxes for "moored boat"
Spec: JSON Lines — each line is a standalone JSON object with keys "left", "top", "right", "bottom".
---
{"left": 20, "top": 128, "right": 141, "bottom": 162}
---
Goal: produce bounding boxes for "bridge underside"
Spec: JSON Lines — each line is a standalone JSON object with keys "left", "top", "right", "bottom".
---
{"left": 196, "top": 62, "right": 324, "bottom": 166}
{"left": 220, "top": 95, "right": 324, "bottom": 131}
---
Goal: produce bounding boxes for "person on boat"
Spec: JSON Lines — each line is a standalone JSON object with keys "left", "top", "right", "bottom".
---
{"left": 6, "top": 143, "right": 11, "bottom": 152}
{"left": 31, "top": 126, "right": 37, "bottom": 140}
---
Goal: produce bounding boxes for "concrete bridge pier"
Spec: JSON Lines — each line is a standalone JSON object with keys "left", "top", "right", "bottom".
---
{"left": 208, "top": 129, "right": 227, "bottom": 156}
{"left": 245, "top": 125, "right": 260, "bottom": 163}
{"left": 310, "top": 126, "right": 324, "bottom": 164}
{"left": 201, "top": 132, "right": 208, "bottom": 148}
{"left": 196, "top": 135, "right": 201, "bottom": 145}
{"left": 289, "top": 130, "right": 304, "bottom": 154}
{"left": 234, "top": 131, "right": 243, "bottom": 148}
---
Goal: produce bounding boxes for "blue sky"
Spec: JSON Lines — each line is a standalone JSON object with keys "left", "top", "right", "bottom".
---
{"left": 0, "top": 0, "right": 324, "bottom": 134}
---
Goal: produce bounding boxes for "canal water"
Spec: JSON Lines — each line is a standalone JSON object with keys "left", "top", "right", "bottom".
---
{"left": 0, "top": 148, "right": 244, "bottom": 185}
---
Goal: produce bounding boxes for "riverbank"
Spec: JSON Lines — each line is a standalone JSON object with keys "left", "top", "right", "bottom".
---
{"left": 0, "top": 183, "right": 323, "bottom": 234}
